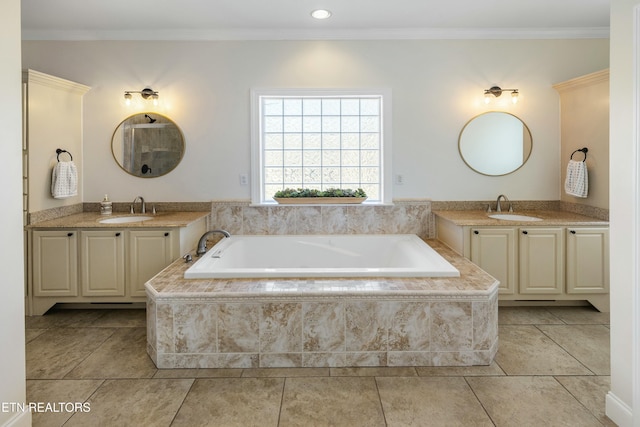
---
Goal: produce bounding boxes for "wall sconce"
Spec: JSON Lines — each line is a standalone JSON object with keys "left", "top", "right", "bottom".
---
{"left": 484, "top": 86, "right": 519, "bottom": 104}
{"left": 124, "top": 87, "right": 159, "bottom": 106}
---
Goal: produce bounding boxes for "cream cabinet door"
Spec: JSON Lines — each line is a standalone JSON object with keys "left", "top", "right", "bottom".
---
{"left": 470, "top": 227, "right": 517, "bottom": 294}
{"left": 128, "top": 230, "right": 174, "bottom": 297}
{"left": 32, "top": 230, "right": 78, "bottom": 297}
{"left": 566, "top": 227, "right": 609, "bottom": 293}
{"left": 519, "top": 227, "right": 564, "bottom": 294}
{"left": 80, "top": 230, "right": 125, "bottom": 297}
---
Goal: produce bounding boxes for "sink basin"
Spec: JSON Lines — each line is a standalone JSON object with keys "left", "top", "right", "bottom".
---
{"left": 488, "top": 214, "right": 543, "bottom": 222}
{"left": 99, "top": 215, "right": 154, "bottom": 224}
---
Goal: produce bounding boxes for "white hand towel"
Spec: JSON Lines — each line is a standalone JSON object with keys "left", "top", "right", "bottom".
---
{"left": 51, "top": 161, "right": 78, "bottom": 199}
{"left": 564, "top": 159, "right": 588, "bottom": 198}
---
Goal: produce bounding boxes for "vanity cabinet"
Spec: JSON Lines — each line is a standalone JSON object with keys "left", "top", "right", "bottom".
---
{"left": 518, "top": 227, "right": 564, "bottom": 294}
{"left": 440, "top": 218, "right": 609, "bottom": 311}
{"left": 32, "top": 230, "right": 78, "bottom": 297}
{"left": 28, "top": 215, "right": 207, "bottom": 315}
{"left": 566, "top": 227, "right": 609, "bottom": 293}
{"left": 470, "top": 228, "right": 517, "bottom": 295}
{"left": 128, "top": 230, "right": 175, "bottom": 297}
{"left": 80, "top": 230, "right": 126, "bottom": 297}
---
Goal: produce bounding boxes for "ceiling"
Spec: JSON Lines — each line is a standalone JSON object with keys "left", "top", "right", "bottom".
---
{"left": 21, "top": 0, "right": 610, "bottom": 40}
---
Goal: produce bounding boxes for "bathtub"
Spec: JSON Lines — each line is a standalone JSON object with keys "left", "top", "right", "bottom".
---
{"left": 184, "top": 234, "right": 460, "bottom": 279}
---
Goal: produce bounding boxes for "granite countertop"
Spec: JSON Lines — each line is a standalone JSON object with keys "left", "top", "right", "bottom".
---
{"left": 27, "top": 211, "right": 210, "bottom": 229}
{"left": 433, "top": 210, "right": 608, "bottom": 227}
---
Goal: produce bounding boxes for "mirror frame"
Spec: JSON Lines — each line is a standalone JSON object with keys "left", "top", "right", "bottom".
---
{"left": 111, "top": 112, "right": 185, "bottom": 178}
{"left": 458, "top": 111, "right": 533, "bottom": 176}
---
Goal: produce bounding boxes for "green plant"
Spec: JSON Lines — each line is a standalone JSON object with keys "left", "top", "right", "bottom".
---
{"left": 274, "top": 188, "right": 367, "bottom": 198}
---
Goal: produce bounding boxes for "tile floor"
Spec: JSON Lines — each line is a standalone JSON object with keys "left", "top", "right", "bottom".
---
{"left": 24, "top": 305, "right": 615, "bottom": 426}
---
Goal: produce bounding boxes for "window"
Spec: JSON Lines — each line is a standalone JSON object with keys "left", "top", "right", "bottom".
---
{"left": 251, "top": 89, "right": 392, "bottom": 204}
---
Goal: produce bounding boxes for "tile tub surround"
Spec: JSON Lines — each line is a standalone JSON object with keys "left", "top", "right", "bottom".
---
{"left": 146, "top": 240, "right": 499, "bottom": 369}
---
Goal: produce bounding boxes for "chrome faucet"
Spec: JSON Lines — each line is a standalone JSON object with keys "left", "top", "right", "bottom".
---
{"left": 131, "top": 196, "right": 146, "bottom": 214}
{"left": 196, "top": 230, "right": 231, "bottom": 256}
{"left": 496, "top": 194, "right": 513, "bottom": 212}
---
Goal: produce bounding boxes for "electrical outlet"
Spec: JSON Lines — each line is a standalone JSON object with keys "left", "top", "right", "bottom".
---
{"left": 239, "top": 174, "right": 248, "bottom": 186}
{"left": 395, "top": 174, "right": 404, "bottom": 185}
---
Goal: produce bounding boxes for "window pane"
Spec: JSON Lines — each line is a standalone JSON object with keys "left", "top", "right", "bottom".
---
{"left": 303, "top": 150, "right": 321, "bottom": 166}
{"left": 342, "top": 134, "right": 359, "bottom": 149}
{"left": 303, "top": 167, "right": 321, "bottom": 183}
{"left": 323, "top": 133, "right": 340, "bottom": 149}
{"left": 322, "top": 150, "right": 340, "bottom": 166}
{"left": 341, "top": 99, "right": 360, "bottom": 115}
{"left": 283, "top": 99, "right": 302, "bottom": 115}
{"left": 322, "top": 99, "right": 340, "bottom": 115}
{"left": 284, "top": 151, "right": 302, "bottom": 166}
{"left": 284, "top": 116, "right": 302, "bottom": 133}
{"left": 263, "top": 99, "right": 282, "bottom": 116}
{"left": 323, "top": 167, "right": 340, "bottom": 183}
{"left": 361, "top": 150, "right": 379, "bottom": 167}
{"left": 342, "top": 150, "right": 360, "bottom": 167}
{"left": 264, "top": 150, "right": 283, "bottom": 166}
{"left": 303, "top": 98, "right": 321, "bottom": 115}
{"left": 342, "top": 167, "right": 360, "bottom": 183}
{"left": 361, "top": 167, "right": 379, "bottom": 183}
{"left": 322, "top": 116, "right": 340, "bottom": 132}
{"left": 264, "top": 134, "right": 283, "bottom": 149}
{"left": 264, "top": 167, "right": 283, "bottom": 183}
{"left": 360, "top": 99, "right": 380, "bottom": 115}
{"left": 264, "top": 116, "right": 283, "bottom": 133}
{"left": 284, "top": 134, "right": 302, "bottom": 149}
{"left": 303, "top": 133, "right": 321, "bottom": 149}
{"left": 284, "top": 167, "right": 302, "bottom": 183}
{"left": 341, "top": 116, "right": 359, "bottom": 133}
{"left": 303, "top": 116, "right": 321, "bottom": 133}
{"left": 361, "top": 116, "right": 379, "bottom": 133}
{"left": 361, "top": 133, "right": 379, "bottom": 149}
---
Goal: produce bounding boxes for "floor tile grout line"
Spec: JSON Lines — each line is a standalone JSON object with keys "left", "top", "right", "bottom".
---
{"left": 373, "top": 377, "right": 389, "bottom": 427}
{"left": 276, "top": 377, "right": 287, "bottom": 427}
{"left": 463, "top": 376, "right": 498, "bottom": 426}
{"left": 551, "top": 375, "right": 608, "bottom": 425}
{"left": 168, "top": 377, "right": 197, "bottom": 426}
{"left": 60, "top": 378, "right": 106, "bottom": 426}
{"left": 533, "top": 324, "right": 599, "bottom": 376}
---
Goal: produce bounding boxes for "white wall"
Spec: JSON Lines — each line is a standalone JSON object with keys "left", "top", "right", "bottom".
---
{"left": 607, "top": 0, "right": 639, "bottom": 425}
{"left": 0, "top": 0, "right": 29, "bottom": 425}
{"left": 21, "top": 39, "right": 608, "bottom": 204}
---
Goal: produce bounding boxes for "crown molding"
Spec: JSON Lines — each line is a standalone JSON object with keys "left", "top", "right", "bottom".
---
{"left": 21, "top": 26, "right": 610, "bottom": 41}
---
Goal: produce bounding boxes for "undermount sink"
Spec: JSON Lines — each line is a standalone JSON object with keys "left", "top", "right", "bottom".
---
{"left": 99, "top": 215, "right": 154, "bottom": 224}
{"left": 488, "top": 213, "right": 543, "bottom": 222}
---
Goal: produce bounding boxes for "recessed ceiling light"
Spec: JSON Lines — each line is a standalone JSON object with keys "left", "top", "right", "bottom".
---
{"left": 311, "top": 9, "right": 332, "bottom": 20}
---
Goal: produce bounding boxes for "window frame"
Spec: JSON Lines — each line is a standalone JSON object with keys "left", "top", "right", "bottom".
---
{"left": 250, "top": 88, "right": 393, "bottom": 205}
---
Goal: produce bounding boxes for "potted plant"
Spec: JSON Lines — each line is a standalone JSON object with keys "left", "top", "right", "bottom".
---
{"left": 273, "top": 188, "right": 367, "bottom": 204}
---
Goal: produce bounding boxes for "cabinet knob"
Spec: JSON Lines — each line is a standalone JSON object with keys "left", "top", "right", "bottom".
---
{"left": 473, "top": 230, "right": 479, "bottom": 235}
{"left": 570, "top": 230, "right": 576, "bottom": 234}
{"left": 164, "top": 232, "right": 169, "bottom": 237}
{"left": 522, "top": 230, "right": 528, "bottom": 235}
{"left": 115, "top": 232, "right": 121, "bottom": 237}
{"left": 67, "top": 232, "right": 73, "bottom": 237}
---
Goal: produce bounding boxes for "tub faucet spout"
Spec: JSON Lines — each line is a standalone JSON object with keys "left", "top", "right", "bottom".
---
{"left": 196, "top": 230, "right": 231, "bottom": 256}
{"left": 496, "top": 194, "right": 513, "bottom": 212}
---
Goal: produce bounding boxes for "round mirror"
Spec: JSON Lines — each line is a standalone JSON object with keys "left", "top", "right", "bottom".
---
{"left": 111, "top": 113, "right": 185, "bottom": 178}
{"left": 458, "top": 112, "right": 532, "bottom": 176}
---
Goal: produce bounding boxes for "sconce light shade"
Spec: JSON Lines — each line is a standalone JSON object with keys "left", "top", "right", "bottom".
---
{"left": 483, "top": 86, "right": 519, "bottom": 104}
{"left": 124, "top": 87, "right": 159, "bottom": 106}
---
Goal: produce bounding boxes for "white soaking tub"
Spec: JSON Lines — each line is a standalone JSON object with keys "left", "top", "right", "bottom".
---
{"left": 184, "top": 234, "right": 460, "bottom": 279}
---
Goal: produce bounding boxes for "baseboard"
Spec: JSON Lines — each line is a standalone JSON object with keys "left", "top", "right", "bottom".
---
{"left": 606, "top": 391, "right": 633, "bottom": 427}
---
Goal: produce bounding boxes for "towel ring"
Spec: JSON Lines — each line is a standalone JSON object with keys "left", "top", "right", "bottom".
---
{"left": 56, "top": 149, "right": 73, "bottom": 162}
{"left": 570, "top": 147, "right": 588, "bottom": 162}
